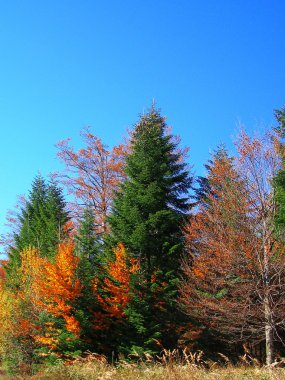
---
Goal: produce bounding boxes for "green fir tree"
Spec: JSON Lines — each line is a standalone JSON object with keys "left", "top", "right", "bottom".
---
{"left": 6, "top": 175, "right": 69, "bottom": 286}
{"left": 274, "top": 105, "right": 285, "bottom": 238}
{"left": 108, "top": 106, "right": 192, "bottom": 354}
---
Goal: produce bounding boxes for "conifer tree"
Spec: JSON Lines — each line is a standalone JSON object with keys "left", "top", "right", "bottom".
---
{"left": 75, "top": 206, "right": 100, "bottom": 263}
{"left": 6, "top": 176, "right": 69, "bottom": 286}
{"left": 42, "top": 180, "right": 70, "bottom": 257}
{"left": 108, "top": 106, "right": 192, "bottom": 353}
{"left": 73, "top": 206, "right": 102, "bottom": 351}
{"left": 273, "top": 105, "right": 285, "bottom": 237}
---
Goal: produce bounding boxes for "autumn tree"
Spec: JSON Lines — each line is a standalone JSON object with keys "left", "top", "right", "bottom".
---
{"left": 56, "top": 128, "right": 126, "bottom": 234}
{"left": 89, "top": 243, "right": 139, "bottom": 354}
{"left": 0, "top": 248, "right": 42, "bottom": 373}
{"left": 180, "top": 131, "right": 285, "bottom": 364}
{"left": 32, "top": 242, "right": 83, "bottom": 357}
{"left": 108, "top": 106, "right": 192, "bottom": 353}
{"left": 95, "top": 243, "right": 138, "bottom": 321}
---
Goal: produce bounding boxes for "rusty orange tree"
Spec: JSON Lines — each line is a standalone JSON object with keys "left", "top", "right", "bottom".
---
{"left": 32, "top": 242, "right": 82, "bottom": 355}
{"left": 95, "top": 242, "right": 138, "bottom": 322}
{"left": 180, "top": 132, "right": 285, "bottom": 365}
{"left": 56, "top": 128, "right": 127, "bottom": 233}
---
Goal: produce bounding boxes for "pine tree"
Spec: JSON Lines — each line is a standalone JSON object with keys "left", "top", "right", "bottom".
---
{"left": 108, "top": 106, "right": 192, "bottom": 353}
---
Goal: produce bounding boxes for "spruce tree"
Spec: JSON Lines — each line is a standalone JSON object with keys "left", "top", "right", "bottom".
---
{"left": 74, "top": 206, "right": 102, "bottom": 352}
{"left": 194, "top": 145, "right": 232, "bottom": 205}
{"left": 75, "top": 206, "right": 100, "bottom": 263}
{"left": 42, "top": 180, "right": 69, "bottom": 258}
{"left": 108, "top": 106, "right": 192, "bottom": 353}
{"left": 6, "top": 175, "right": 69, "bottom": 286}
{"left": 274, "top": 105, "right": 285, "bottom": 237}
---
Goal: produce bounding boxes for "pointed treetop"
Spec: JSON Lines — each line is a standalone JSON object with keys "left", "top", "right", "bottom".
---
{"left": 275, "top": 104, "right": 285, "bottom": 137}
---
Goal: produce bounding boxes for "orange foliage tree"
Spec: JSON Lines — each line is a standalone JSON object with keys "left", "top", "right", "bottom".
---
{"left": 180, "top": 132, "right": 285, "bottom": 364}
{"left": 32, "top": 242, "right": 83, "bottom": 354}
{"left": 56, "top": 128, "right": 127, "bottom": 233}
{"left": 0, "top": 248, "right": 42, "bottom": 368}
{"left": 94, "top": 243, "right": 138, "bottom": 328}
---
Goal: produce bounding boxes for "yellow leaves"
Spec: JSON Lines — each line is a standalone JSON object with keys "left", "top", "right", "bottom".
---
{"left": 18, "top": 247, "right": 42, "bottom": 302}
{"left": 33, "top": 322, "right": 60, "bottom": 351}
{"left": 0, "top": 282, "right": 16, "bottom": 338}
{"left": 0, "top": 243, "right": 82, "bottom": 356}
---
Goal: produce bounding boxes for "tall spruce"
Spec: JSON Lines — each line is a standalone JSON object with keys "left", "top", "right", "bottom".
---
{"left": 74, "top": 206, "right": 103, "bottom": 352}
{"left": 108, "top": 106, "right": 192, "bottom": 353}
{"left": 6, "top": 175, "right": 69, "bottom": 286}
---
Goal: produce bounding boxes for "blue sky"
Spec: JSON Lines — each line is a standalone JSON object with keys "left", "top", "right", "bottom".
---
{"left": 0, "top": 0, "right": 285, "bottom": 243}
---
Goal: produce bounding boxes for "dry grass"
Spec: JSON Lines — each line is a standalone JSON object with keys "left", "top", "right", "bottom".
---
{"left": 2, "top": 350, "right": 285, "bottom": 380}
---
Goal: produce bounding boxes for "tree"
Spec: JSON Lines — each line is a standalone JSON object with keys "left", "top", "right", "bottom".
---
{"left": 108, "top": 106, "right": 192, "bottom": 352}
{"left": 0, "top": 248, "right": 43, "bottom": 373}
{"left": 274, "top": 104, "right": 285, "bottom": 237}
{"left": 180, "top": 131, "right": 285, "bottom": 364}
{"left": 95, "top": 243, "right": 138, "bottom": 321}
{"left": 75, "top": 205, "right": 101, "bottom": 263}
{"left": 32, "top": 242, "right": 83, "bottom": 357}
{"left": 56, "top": 128, "right": 126, "bottom": 234}
{"left": 41, "top": 180, "right": 70, "bottom": 257}
{"left": 5, "top": 176, "right": 69, "bottom": 287}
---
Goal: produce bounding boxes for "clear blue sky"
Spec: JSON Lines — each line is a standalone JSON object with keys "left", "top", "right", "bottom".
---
{"left": 1, "top": 0, "right": 285, "bottom": 243}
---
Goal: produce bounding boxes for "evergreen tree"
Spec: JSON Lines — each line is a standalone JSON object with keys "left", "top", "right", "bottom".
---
{"left": 74, "top": 206, "right": 102, "bottom": 352}
{"left": 42, "top": 180, "right": 69, "bottom": 258}
{"left": 274, "top": 105, "right": 285, "bottom": 237}
{"left": 108, "top": 106, "right": 192, "bottom": 353}
{"left": 194, "top": 145, "right": 233, "bottom": 206}
{"left": 75, "top": 206, "right": 100, "bottom": 263}
{"left": 6, "top": 175, "right": 69, "bottom": 286}
{"left": 15, "top": 175, "right": 48, "bottom": 253}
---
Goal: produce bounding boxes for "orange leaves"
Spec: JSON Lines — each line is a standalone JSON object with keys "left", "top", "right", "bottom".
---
{"left": 56, "top": 127, "right": 127, "bottom": 233}
{"left": 0, "top": 260, "right": 7, "bottom": 281}
{"left": 95, "top": 243, "right": 138, "bottom": 321}
{"left": 181, "top": 131, "right": 285, "bottom": 347}
{"left": 32, "top": 242, "right": 82, "bottom": 337}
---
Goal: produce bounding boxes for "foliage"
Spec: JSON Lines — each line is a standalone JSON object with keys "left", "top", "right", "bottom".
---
{"left": 32, "top": 242, "right": 83, "bottom": 357}
{"left": 3, "top": 104, "right": 285, "bottom": 371}
{"left": 56, "top": 128, "right": 127, "bottom": 233}
{"left": 108, "top": 106, "right": 192, "bottom": 352}
{"left": 5, "top": 176, "right": 69, "bottom": 288}
{"left": 180, "top": 131, "right": 285, "bottom": 364}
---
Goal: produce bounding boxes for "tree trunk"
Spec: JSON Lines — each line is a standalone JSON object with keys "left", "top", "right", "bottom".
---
{"left": 263, "top": 227, "right": 274, "bottom": 365}
{"left": 264, "top": 294, "right": 274, "bottom": 365}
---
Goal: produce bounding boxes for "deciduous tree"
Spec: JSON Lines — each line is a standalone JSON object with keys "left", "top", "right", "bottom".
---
{"left": 180, "top": 131, "right": 285, "bottom": 364}
{"left": 32, "top": 242, "right": 83, "bottom": 356}
{"left": 56, "top": 128, "right": 126, "bottom": 234}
